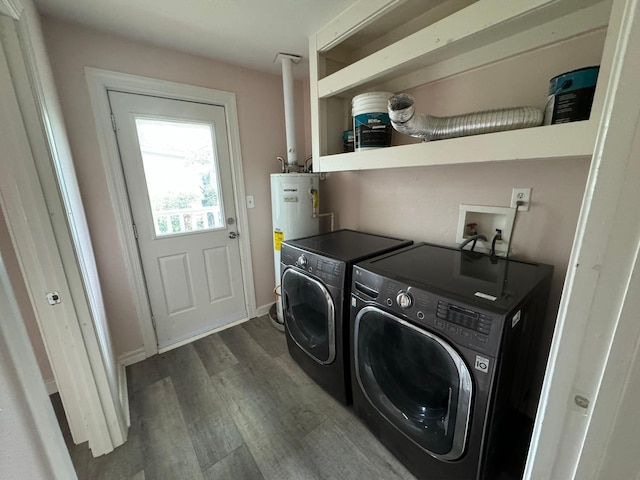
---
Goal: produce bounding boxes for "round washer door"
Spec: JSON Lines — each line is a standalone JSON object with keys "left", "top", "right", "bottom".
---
{"left": 282, "top": 267, "right": 336, "bottom": 364}
{"left": 354, "top": 306, "right": 473, "bottom": 460}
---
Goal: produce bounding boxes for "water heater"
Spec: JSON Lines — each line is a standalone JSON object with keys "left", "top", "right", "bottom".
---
{"left": 271, "top": 173, "right": 320, "bottom": 327}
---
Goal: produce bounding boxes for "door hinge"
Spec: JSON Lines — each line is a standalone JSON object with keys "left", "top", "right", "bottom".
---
{"left": 150, "top": 315, "right": 160, "bottom": 348}
{"left": 132, "top": 224, "right": 138, "bottom": 239}
{"left": 110, "top": 113, "right": 117, "bottom": 131}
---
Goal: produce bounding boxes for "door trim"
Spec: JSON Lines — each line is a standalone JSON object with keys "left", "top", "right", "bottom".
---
{"left": 85, "top": 68, "right": 256, "bottom": 357}
{"left": 1, "top": 8, "right": 128, "bottom": 455}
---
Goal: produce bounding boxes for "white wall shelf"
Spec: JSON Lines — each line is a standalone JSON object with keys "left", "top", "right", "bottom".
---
{"left": 314, "top": 120, "right": 597, "bottom": 173}
{"left": 317, "top": 0, "right": 608, "bottom": 99}
{"left": 309, "top": 0, "right": 613, "bottom": 173}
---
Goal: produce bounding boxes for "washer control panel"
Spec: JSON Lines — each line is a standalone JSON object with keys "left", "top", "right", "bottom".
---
{"left": 436, "top": 301, "right": 492, "bottom": 336}
{"left": 352, "top": 266, "right": 503, "bottom": 356}
{"left": 280, "top": 244, "right": 344, "bottom": 288}
{"left": 396, "top": 291, "right": 413, "bottom": 309}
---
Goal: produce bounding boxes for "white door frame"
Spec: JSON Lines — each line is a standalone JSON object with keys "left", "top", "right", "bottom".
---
{"left": 525, "top": 0, "right": 640, "bottom": 478}
{"left": 86, "top": 68, "right": 257, "bottom": 357}
{"left": 0, "top": 253, "right": 77, "bottom": 480}
{"left": 1, "top": 0, "right": 127, "bottom": 457}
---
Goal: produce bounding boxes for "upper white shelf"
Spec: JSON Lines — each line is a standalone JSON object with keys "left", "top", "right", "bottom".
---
{"left": 314, "top": 120, "right": 597, "bottom": 173}
{"left": 317, "top": 0, "right": 609, "bottom": 99}
{"left": 309, "top": 0, "right": 612, "bottom": 172}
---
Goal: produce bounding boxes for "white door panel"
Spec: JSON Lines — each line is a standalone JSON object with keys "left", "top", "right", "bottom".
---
{"left": 204, "top": 246, "right": 234, "bottom": 302}
{"left": 158, "top": 253, "right": 195, "bottom": 315}
{"left": 108, "top": 91, "right": 246, "bottom": 348}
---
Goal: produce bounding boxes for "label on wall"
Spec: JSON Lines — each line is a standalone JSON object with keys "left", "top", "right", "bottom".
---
{"left": 274, "top": 230, "right": 284, "bottom": 251}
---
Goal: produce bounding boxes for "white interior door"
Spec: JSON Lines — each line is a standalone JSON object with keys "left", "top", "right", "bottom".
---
{"left": 109, "top": 91, "right": 246, "bottom": 349}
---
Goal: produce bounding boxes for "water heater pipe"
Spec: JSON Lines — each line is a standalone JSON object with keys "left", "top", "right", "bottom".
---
{"left": 317, "top": 212, "right": 335, "bottom": 232}
{"left": 276, "top": 53, "right": 302, "bottom": 170}
{"left": 388, "top": 93, "right": 543, "bottom": 141}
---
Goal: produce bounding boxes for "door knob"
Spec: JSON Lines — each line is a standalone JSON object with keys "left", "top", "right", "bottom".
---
{"left": 228, "top": 231, "right": 239, "bottom": 239}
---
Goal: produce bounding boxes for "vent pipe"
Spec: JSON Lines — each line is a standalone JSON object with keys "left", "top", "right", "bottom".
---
{"left": 276, "top": 53, "right": 301, "bottom": 172}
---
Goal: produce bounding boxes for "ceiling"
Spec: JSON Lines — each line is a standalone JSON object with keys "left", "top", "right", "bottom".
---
{"left": 34, "top": 0, "right": 358, "bottom": 77}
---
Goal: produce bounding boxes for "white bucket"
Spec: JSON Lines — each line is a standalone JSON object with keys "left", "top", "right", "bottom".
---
{"left": 352, "top": 91, "right": 394, "bottom": 151}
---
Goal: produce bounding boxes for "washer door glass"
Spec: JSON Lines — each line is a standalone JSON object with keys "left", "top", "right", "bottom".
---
{"left": 355, "top": 306, "right": 473, "bottom": 460}
{"left": 282, "top": 268, "right": 335, "bottom": 364}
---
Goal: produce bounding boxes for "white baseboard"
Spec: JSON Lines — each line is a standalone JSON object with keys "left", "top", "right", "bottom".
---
{"left": 45, "top": 378, "right": 58, "bottom": 395}
{"left": 125, "top": 304, "right": 275, "bottom": 358}
{"left": 158, "top": 316, "right": 251, "bottom": 354}
{"left": 255, "top": 302, "right": 274, "bottom": 318}
{"left": 118, "top": 347, "right": 146, "bottom": 367}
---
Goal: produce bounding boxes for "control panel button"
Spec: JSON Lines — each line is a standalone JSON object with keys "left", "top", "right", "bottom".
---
{"left": 396, "top": 291, "right": 413, "bottom": 309}
{"left": 297, "top": 255, "right": 307, "bottom": 268}
{"left": 417, "top": 311, "right": 425, "bottom": 320}
{"left": 386, "top": 298, "right": 393, "bottom": 306}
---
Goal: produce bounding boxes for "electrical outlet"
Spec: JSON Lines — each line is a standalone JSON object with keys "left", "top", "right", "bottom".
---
{"left": 511, "top": 187, "right": 532, "bottom": 211}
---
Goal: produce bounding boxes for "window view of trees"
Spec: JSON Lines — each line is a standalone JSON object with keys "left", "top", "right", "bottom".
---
{"left": 135, "top": 118, "right": 223, "bottom": 236}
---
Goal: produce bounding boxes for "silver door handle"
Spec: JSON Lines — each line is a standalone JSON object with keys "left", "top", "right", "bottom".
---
{"left": 228, "top": 231, "right": 239, "bottom": 239}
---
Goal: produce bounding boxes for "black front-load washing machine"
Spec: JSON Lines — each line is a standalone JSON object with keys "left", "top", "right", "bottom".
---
{"left": 350, "top": 242, "right": 553, "bottom": 480}
{"left": 280, "top": 229, "right": 412, "bottom": 405}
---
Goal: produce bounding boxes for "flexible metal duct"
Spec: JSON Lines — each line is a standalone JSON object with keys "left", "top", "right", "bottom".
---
{"left": 388, "top": 93, "right": 543, "bottom": 141}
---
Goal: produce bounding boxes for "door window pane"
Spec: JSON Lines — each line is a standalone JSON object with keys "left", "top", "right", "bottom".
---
{"left": 134, "top": 118, "right": 224, "bottom": 237}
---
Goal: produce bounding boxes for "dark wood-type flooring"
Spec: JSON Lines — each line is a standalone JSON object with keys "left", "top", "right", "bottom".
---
{"left": 53, "top": 315, "right": 417, "bottom": 480}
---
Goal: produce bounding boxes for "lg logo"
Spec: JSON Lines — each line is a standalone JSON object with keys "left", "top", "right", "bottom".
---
{"left": 475, "top": 355, "right": 490, "bottom": 373}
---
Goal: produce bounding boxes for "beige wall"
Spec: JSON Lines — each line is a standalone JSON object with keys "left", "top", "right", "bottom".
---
{"left": 324, "top": 157, "right": 588, "bottom": 312}
{"left": 41, "top": 16, "right": 304, "bottom": 355}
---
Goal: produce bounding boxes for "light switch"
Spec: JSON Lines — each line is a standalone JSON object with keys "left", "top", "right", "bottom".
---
{"left": 246, "top": 195, "right": 255, "bottom": 209}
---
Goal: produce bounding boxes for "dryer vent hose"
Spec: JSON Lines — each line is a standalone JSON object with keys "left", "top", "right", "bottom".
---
{"left": 387, "top": 93, "right": 543, "bottom": 142}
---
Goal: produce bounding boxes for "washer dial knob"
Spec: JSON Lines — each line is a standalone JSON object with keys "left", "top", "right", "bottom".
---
{"left": 396, "top": 291, "right": 413, "bottom": 309}
{"left": 297, "top": 255, "right": 308, "bottom": 268}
